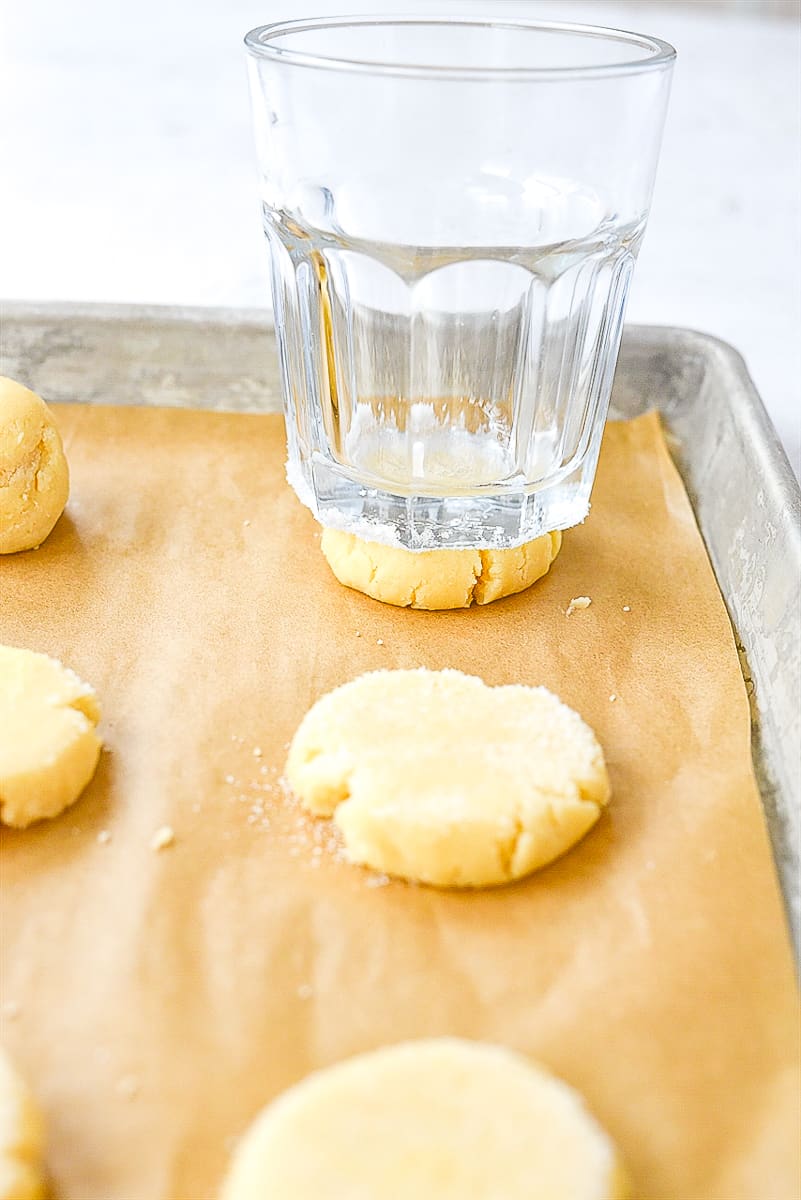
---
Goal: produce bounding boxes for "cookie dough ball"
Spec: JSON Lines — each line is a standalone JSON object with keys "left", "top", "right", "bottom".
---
{"left": 220, "top": 1039, "right": 629, "bottom": 1200}
{"left": 0, "top": 646, "right": 102, "bottom": 829}
{"left": 0, "top": 1048, "right": 46, "bottom": 1200}
{"left": 0, "top": 376, "right": 69, "bottom": 554}
{"left": 320, "top": 527, "right": 562, "bottom": 609}
{"left": 286, "top": 668, "right": 609, "bottom": 887}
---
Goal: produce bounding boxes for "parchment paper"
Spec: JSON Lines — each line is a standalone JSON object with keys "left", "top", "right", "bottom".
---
{"left": 1, "top": 406, "right": 798, "bottom": 1200}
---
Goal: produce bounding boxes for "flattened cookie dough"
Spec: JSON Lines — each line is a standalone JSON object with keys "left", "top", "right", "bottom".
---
{"left": 0, "top": 377, "right": 69, "bottom": 554}
{"left": 320, "top": 527, "right": 562, "bottom": 609}
{"left": 0, "top": 1048, "right": 46, "bottom": 1200}
{"left": 0, "top": 646, "right": 102, "bottom": 828}
{"left": 286, "top": 668, "right": 609, "bottom": 887}
{"left": 220, "top": 1038, "right": 629, "bottom": 1200}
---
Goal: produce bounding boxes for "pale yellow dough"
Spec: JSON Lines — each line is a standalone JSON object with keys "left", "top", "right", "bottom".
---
{"left": 0, "top": 646, "right": 102, "bottom": 828}
{"left": 320, "top": 527, "right": 562, "bottom": 609}
{"left": 0, "top": 377, "right": 69, "bottom": 555}
{"left": 220, "top": 1038, "right": 629, "bottom": 1200}
{"left": 286, "top": 668, "right": 609, "bottom": 887}
{"left": 0, "top": 1048, "right": 46, "bottom": 1200}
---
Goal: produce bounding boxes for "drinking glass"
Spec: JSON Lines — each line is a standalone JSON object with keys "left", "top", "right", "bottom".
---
{"left": 245, "top": 13, "right": 675, "bottom": 549}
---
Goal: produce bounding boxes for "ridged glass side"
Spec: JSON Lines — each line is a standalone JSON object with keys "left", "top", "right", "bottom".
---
{"left": 266, "top": 207, "right": 640, "bottom": 550}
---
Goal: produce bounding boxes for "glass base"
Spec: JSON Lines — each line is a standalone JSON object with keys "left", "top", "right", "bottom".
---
{"left": 287, "top": 448, "right": 598, "bottom": 551}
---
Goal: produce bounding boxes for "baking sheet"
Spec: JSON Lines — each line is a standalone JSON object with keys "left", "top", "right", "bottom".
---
{"left": 3, "top": 304, "right": 799, "bottom": 950}
{"left": 1, "top": 404, "right": 799, "bottom": 1199}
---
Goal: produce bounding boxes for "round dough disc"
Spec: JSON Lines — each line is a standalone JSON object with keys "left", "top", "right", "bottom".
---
{"left": 0, "top": 1048, "right": 46, "bottom": 1200}
{"left": 0, "top": 376, "right": 69, "bottom": 555}
{"left": 286, "top": 668, "right": 609, "bottom": 887}
{"left": 0, "top": 645, "right": 102, "bottom": 829}
{"left": 320, "top": 527, "right": 562, "bottom": 609}
{"left": 221, "top": 1038, "right": 629, "bottom": 1200}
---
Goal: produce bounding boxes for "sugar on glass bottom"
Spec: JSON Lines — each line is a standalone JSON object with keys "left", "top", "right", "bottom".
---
{"left": 287, "top": 394, "right": 605, "bottom": 552}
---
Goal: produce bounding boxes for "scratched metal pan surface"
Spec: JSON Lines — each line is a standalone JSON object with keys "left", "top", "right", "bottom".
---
{"left": 2, "top": 301, "right": 799, "bottom": 957}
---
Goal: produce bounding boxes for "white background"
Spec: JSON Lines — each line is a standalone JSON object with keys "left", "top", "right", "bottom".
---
{"left": 1, "top": 0, "right": 799, "bottom": 476}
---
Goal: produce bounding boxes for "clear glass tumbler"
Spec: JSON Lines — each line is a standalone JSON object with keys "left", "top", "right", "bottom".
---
{"left": 245, "top": 14, "right": 675, "bottom": 550}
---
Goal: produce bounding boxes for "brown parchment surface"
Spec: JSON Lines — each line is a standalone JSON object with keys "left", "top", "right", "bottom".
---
{"left": 0, "top": 406, "right": 798, "bottom": 1200}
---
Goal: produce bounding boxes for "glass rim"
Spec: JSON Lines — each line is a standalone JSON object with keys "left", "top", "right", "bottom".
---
{"left": 244, "top": 14, "right": 676, "bottom": 81}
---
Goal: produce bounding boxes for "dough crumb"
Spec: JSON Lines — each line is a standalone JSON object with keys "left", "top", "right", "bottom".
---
{"left": 96, "top": 829, "right": 112, "bottom": 844}
{"left": 376, "top": 638, "right": 384, "bottom": 646}
{"left": 252, "top": 746, "right": 263, "bottom": 758}
{"left": 566, "top": 596, "right": 592, "bottom": 616}
{"left": 242, "top": 519, "right": 251, "bottom": 527}
{"left": 151, "top": 825, "right": 175, "bottom": 851}
{"left": 622, "top": 605, "right": 631, "bottom": 612}
{"left": 609, "top": 694, "right": 617, "bottom": 703}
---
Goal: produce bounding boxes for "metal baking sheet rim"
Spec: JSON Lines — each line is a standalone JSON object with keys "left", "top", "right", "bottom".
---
{"left": 1, "top": 300, "right": 799, "bottom": 961}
